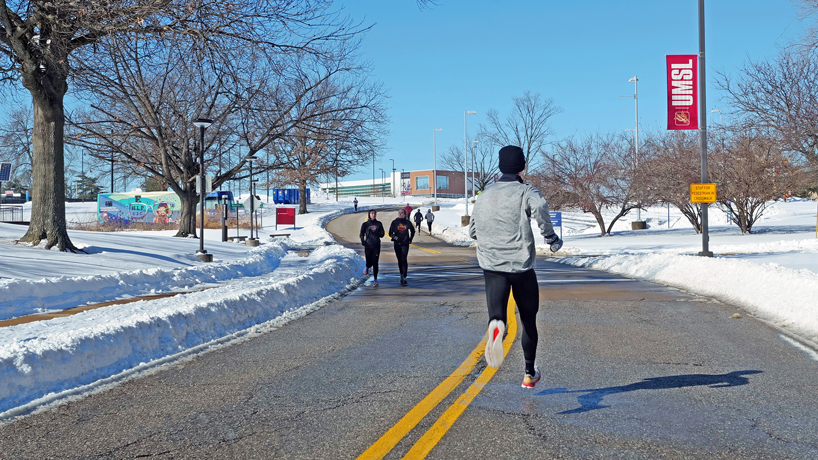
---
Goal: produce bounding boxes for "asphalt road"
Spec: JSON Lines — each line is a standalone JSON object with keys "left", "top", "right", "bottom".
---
{"left": 1, "top": 208, "right": 817, "bottom": 459}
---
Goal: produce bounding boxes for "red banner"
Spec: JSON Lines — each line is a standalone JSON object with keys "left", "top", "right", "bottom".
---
{"left": 666, "top": 55, "right": 698, "bottom": 130}
{"left": 276, "top": 207, "right": 296, "bottom": 229}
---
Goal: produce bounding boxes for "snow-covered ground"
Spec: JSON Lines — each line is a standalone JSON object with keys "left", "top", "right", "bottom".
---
{"left": 1, "top": 193, "right": 817, "bottom": 419}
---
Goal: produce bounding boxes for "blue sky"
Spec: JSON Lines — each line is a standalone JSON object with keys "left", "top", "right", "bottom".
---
{"left": 340, "top": 0, "right": 809, "bottom": 181}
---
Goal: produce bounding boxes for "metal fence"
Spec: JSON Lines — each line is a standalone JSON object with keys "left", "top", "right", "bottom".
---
{"left": 0, "top": 205, "right": 24, "bottom": 222}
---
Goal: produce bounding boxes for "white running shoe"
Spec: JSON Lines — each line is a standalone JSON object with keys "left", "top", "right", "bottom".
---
{"left": 522, "top": 364, "right": 541, "bottom": 389}
{"left": 484, "top": 320, "right": 505, "bottom": 368}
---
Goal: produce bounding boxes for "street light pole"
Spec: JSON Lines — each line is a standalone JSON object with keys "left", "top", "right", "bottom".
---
{"left": 471, "top": 140, "right": 479, "bottom": 199}
{"left": 628, "top": 75, "right": 641, "bottom": 222}
{"left": 464, "top": 110, "right": 476, "bottom": 217}
{"left": 389, "top": 158, "right": 395, "bottom": 198}
{"left": 246, "top": 156, "right": 257, "bottom": 242}
{"left": 110, "top": 151, "right": 114, "bottom": 193}
{"left": 433, "top": 128, "right": 442, "bottom": 206}
{"left": 193, "top": 117, "right": 213, "bottom": 261}
{"left": 379, "top": 168, "right": 385, "bottom": 203}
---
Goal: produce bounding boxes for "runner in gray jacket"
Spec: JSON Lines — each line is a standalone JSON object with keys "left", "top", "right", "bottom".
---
{"left": 468, "top": 145, "right": 562, "bottom": 388}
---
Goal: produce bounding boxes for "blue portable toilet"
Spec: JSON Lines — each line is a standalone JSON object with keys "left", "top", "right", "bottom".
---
{"left": 305, "top": 188, "right": 311, "bottom": 204}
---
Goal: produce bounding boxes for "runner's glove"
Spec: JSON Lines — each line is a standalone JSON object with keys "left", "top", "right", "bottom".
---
{"left": 545, "top": 233, "right": 563, "bottom": 253}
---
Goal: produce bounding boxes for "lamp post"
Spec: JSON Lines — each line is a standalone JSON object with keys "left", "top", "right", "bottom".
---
{"left": 379, "top": 168, "right": 385, "bottom": 202}
{"left": 627, "top": 75, "right": 641, "bottom": 223}
{"left": 471, "top": 140, "right": 479, "bottom": 199}
{"left": 193, "top": 118, "right": 213, "bottom": 261}
{"left": 110, "top": 151, "right": 114, "bottom": 193}
{"left": 389, "top": 158, "right": 395, "bottom": 198}
{"left": 401, "top": 168, "right": 405, "bottom": 202}
{"left": 246, "top": 156, "right": 258, "bottom": 245}
{"left": 433, "top": 128, "right": 442, "bottom": 206}
{"left": 464, "top": 110, "right": 476, "bottom": 219}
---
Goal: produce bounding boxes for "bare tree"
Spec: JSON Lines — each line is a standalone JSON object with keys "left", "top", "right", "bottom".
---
{"left": 63, "top": 6, "right": 374, "bottom": 236}
{"left": 440, "top": 144, "right": 466, "bottom": 173}
{"left": 643, "top": 130, "right": 705, "bottom": 233}
{"left": 274, "top": 78, "right": 387, "bottom": 214}
{"left": 716, "top": 49, "right": 818, "bottom": 178}
{"left": 711, "top": 126, "right": 806, "bottom": 234}
{"left": 0, "top": 106, "right": 34, "bottom": 188}
{"left": 540, "top": 133, "right": 620, "bottom": 236}
{"left": 0, "top": 0, "right": 364, "bottom": 250}
{"left": 481, "top": 91, "right": 563, "bottom": 175}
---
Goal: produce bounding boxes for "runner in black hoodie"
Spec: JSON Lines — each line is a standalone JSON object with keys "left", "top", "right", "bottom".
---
{"left": 359, "top": 210, "right": 385, "bottom": 286}
{"left": 388, "top": 208, "right": 415, "bottom": 285}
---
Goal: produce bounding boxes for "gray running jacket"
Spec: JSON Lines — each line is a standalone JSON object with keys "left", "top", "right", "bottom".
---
{"left": 468, "top": 180, "right": 556, "bottom": 273}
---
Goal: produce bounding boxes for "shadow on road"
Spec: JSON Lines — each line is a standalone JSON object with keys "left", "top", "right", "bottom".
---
{"left": 535, "top": 370, "right": 763, "bottom": 414}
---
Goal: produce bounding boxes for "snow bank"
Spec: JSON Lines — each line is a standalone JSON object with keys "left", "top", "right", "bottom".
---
{"left": 557, "top": 253, "right": 818, "bottom": 343}
{"left": 0, "top": 245, "right": 364, "bottom": 414}
{"left": 0, "top": 241, "right": 290, "bottom": 321}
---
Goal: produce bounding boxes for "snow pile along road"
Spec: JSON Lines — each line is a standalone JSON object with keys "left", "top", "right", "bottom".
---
{"left": 0, "top": 244, "right": 364, "bottom": 415}
{"left": 0, "top": 240, "right": 291, "bottom": 321}
{"left": 557, "top": 253, "right": 818, "bottom": 344}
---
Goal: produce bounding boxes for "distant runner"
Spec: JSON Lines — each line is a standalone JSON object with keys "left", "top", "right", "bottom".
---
{"left": 424, "top": 209, "right": 434, "bottom": 234}
{"left": 389, "top": 209, "right": 416, "bottom": 285}
{"left": 353, "top": 197, "right": 358, "bottom": 212}
{"left": 413, "top": 209, "right": 424, "bottom": 234}
{"left": 359, "top": 210, "right": 385, "bottom": 286}
{"left": 469, "top": 145, "right": 562, "bottom": 389}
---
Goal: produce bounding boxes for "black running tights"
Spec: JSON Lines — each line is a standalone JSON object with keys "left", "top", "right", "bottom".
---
{"left": 364, "top": 246, "right": 380, "bottom": 279}
{"left": 483, "top": 269, "right": 539, "bottom": 367}
{"left": 394, "top": 243, "right": 409, "bottom": 278}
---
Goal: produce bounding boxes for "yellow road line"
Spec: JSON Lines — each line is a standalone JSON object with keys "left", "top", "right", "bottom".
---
{"left": 402, "top": 298, "right": 518, "bottom": 460}
{"left": 356, "top": 338, "right": 487, "bottom": 460}
{"left": 356, "top": 296, "right": 518, "bottom": 460}
{"left": 410, "top": 244, "right": 441, "bottom": 254}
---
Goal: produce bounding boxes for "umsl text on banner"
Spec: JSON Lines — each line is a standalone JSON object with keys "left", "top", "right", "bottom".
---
{"left": 667, "top": 55, "right": 699, "bottom": 130}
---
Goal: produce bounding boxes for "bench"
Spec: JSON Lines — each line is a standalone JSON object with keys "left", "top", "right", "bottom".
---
{"left": 227, "top": 236, "right": 248, "bottom": 242}
{"left": 269, "top": 233, "right": 291, "bottom": 238}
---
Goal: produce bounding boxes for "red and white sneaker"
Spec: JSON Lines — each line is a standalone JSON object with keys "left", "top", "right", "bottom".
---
{"left": 364, "top": 267, "right": 369, "bottom": 276}
{"left": 521, "top": 365, "right": 541, "bottom": 389}
{"left": 484, "top": 320, "right": 505, "bottom": 368}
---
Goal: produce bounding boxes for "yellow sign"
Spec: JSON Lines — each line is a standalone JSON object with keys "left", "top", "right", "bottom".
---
{"left": 690, "top": 183, "right": 717, "bottom": 203}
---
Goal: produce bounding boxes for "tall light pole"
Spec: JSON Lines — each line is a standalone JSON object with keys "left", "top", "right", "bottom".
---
{"left": 193, "top": 118, "right": 213, "bottom": 261}
{"left": 433, "top": 128, "right": 442, "bottom": 206}
{"left": 464, "top": 110, "right": 476, "bottom": 217}
{"left": 389, "top": 158, "right": 395, "bottom": 198}
{"left": 401, "top": 168, "right": 405, "bottom": 202}
{"left": 110, "top": 151, "right": 114, "bottom": 193}
{"left": 627, "top": 75, "right": 641, "bottom": 222}
{"left": 379, "top": 168, "right": 385, "bottom": 202}
{"left": 246, "top": 156, "right": 258, "bottom": 242}
{"left": 471, "top": 140, "right": 479, "bottom": 199}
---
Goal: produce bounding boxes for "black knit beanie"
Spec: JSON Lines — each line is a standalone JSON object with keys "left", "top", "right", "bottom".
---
{"left": 498, "top": 145, "right": 526, "bottom": 174}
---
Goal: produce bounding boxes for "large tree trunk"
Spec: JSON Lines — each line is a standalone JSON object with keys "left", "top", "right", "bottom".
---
{"left": 175, "top": 186, "right": 199, "bottom": 237}
{"left": 18, "top": 77, "right": 81, "bottom": 252}
{"left": 298, "top": 180, "right": 308, "bottom": 215}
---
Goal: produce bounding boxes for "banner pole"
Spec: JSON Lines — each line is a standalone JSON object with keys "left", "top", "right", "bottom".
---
{"left": 698, "top": 0, "right": 713, "bottom": 257}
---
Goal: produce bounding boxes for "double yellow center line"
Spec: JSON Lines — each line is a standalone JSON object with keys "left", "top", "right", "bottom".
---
{"left": 357, "top": 297, "right": 518, "bottom": 459}
{"left": 410, "top": 244, "right": 441, "bottom": 254}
